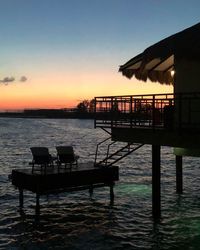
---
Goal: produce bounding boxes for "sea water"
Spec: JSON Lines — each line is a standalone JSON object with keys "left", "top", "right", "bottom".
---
{"left": 1, "top": 118, "right": 200, "bottom": 249}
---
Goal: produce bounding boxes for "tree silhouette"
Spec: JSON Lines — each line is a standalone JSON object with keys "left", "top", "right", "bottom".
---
{"left": 76, "top": 100, "right": 90, "bottom": 113}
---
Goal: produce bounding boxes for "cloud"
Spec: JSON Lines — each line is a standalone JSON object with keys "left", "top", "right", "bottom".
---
{"left": 19, "top": 76, "right": 27, "bottom": 82}
{"left": 0, "top": 75, "right": 28, "bottom": 85}
{"left": 0, "top": 76, "right": 15, "bottom": 85}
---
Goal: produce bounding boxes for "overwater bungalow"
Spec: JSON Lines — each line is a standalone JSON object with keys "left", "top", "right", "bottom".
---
{"left": 94, "top": 22, "right": 200, "bottom": 218}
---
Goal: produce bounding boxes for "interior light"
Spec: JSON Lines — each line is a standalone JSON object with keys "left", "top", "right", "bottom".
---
{"left": 171, "top": 70, "right": 175, "bottom": 77}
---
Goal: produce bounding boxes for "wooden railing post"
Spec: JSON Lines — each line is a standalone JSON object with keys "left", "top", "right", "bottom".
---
{"left": 152, "top": 95, "right": 155, "bottom": 129}
{"left": 130, "top": 96, "right": 133, "bottom": 128}
{"left": 111, "top": 97, "right": 113, "bottom": 128}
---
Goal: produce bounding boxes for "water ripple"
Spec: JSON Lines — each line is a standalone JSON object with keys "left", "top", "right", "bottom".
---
{"left": 1, "top": 118, "right": 200, "bottom": 249}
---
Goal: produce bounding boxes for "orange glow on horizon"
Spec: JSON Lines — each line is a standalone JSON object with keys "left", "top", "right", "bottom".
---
{"left": 0, "top": 71, "right": 173, "bottom": 111}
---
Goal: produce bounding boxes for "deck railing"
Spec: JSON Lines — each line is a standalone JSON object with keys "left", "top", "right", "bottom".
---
{"left": 94, "top": 93, "right": 200, "bottom": 131}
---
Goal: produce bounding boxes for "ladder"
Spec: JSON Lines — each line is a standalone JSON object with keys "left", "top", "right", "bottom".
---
{"left": 94, "top": 137, "right": 144, "bottom": 167}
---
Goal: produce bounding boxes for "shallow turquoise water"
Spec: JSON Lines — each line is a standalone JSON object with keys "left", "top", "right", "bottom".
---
{"left": 1, "top": 118, "right": 200, "bottom": 249}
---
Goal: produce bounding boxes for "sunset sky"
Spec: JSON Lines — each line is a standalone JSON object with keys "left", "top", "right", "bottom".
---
{"left": 0, "top": 0, "right": 200, "bottom": 110}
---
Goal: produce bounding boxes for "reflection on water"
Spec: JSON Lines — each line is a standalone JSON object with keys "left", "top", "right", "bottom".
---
{"left": 1, "top": 118, "right": 200, "bottom": 249}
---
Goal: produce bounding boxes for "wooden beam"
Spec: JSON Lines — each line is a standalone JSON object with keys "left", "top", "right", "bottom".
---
{"left": 163, "top": 64, "right": 174, "bottom": 73}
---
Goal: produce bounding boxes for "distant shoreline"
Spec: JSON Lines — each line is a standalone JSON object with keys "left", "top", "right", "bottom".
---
{"left": 0, "top": 110, "right": 96, "bottom": 119}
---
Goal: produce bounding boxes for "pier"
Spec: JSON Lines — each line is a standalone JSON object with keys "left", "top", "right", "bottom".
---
{"left": 12, "top": 163, "right": 119, "bottom": 213}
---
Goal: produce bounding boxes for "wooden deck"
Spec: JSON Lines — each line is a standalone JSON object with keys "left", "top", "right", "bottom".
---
{"left": 12, "top": 163, "right": 119, "bottom": 213}
{"left": 111, "top": 127, "right": 200, "bottom": 148}
{"left": 12, "top": 162, "right": 119, "bottom": 194}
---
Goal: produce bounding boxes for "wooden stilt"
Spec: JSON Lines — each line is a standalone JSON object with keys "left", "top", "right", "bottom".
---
{"left": 176, "top": 155, "right": 183, "bottom": 194}
{"left": 36, "top": 193, "right": 40, "bottom": 215}
{"left": 152, "top": 145, "right": 161, "bottom": 219}
{"left": 89, "top": 185, "right": 93, "bottom": 198}
{"left": 19, "top": 189, "right": 24, "bottom": 208}
{"left": 110, "top": 184, "right": 114, "bottom": 203}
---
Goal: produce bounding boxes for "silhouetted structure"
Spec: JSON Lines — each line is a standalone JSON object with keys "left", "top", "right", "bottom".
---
{"left": 12, "top": 163, "right": 118, "bottom": 214}
{"left": 94, "top": 23, "right": 200, "bottom": 219}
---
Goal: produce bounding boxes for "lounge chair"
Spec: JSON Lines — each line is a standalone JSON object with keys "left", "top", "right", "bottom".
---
{"left": 56, "top": 146, "right": 79, "bottom": 168}
{"left": 30, "top": 147, "right": 54, "bottom": 172}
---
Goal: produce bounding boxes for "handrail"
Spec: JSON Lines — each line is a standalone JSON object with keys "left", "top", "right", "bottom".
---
{"left": 94, "top": 92, "right": 200, "bottom": 131}
{"left": 105, "top": 141, "right": 118, "bottom": 166}
{"left": 96, "top": 142, "right": 145, "bottom": 167}
{"left": 95, "top": 93, "right": 174, "bottom": 99}
{"left": 94, "top": 136, "right": 111, "bottom": 165}
{"left": 95, "top": 92, "right": 200, "bottom": 99}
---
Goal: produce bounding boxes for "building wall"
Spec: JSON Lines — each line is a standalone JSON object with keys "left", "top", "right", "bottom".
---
{"left": 175, "top": 57, "right": 200, "bottom": 93}
{"left": 174, "top": 57, "right": 200, "bottom": 129}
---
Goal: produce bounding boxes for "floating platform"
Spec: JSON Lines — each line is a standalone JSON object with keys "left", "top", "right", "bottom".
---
{"left": 11, "top": 163, "right": 119, "bottom": 213}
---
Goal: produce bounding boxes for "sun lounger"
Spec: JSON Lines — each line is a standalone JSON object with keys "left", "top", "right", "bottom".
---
{"left": 56, "top": 146, "right": 79, "bottom": 169}
{"left": 30, "top": 147, "right": 54, "bottom": 172}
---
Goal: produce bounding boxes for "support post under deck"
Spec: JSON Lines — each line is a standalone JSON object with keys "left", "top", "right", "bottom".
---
{"left": 36, "top": 193, "right": 40, "bottom": 215}
{"left": 152, "top": 145, "right": 161, "bottom": 219}
{"left": 110, "top": 184, "right": 114, "bottom": 203}
{"left": 89, "top": 185, "right": 93, "bottom": 198}
{"left": 176, "top": 155, "right": 183, "bottom": 194}
{"left": 19, "top": 189, "right": 24, "bottom": 208}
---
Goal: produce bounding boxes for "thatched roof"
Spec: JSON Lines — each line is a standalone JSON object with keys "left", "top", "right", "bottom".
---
{"left": 119, "top": 22, "right": 200, "bottom": 85}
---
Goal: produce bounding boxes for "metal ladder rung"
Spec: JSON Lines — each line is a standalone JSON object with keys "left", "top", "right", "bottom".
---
{"left": 109, "top": 156, "right": 121, "bottom": 160}
{"left": 95, "top": 136, "right": 144, "bottom": 167}
{"left": 114, "top": 153, "right": 123, "bottom": 156}
{"left": 121, "top": 150, "right": 129, "bottom": 153}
